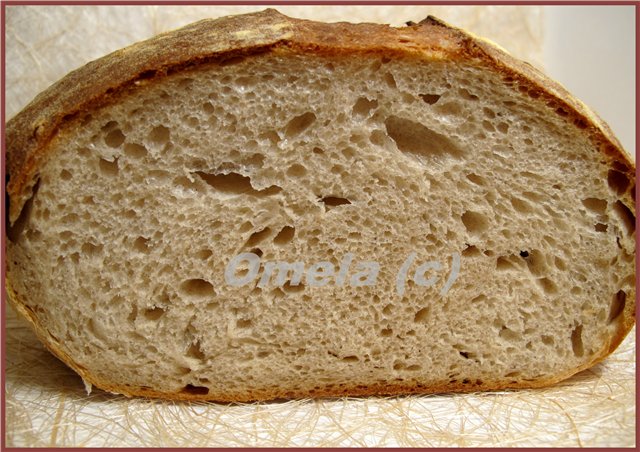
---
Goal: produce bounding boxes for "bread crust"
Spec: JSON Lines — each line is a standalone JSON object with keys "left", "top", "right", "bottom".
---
{"left": 5, "top": 9, "right": 635, "bottom": 402}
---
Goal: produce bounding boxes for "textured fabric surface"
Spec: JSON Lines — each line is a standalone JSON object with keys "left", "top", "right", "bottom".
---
{"left": 5, "top": 306, "right": 636, "bottom": 447}
{"left": 4, "top": 6, "right": 634, "bottom": 447}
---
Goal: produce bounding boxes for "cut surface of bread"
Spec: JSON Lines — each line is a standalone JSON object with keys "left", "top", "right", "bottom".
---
{"left": 5, "top": 10, "right": 636, "bottom": 402}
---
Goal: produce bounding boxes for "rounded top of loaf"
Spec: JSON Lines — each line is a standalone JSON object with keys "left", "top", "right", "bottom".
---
{"left": 6, "top": 8, "right": 634, "bottom": 223}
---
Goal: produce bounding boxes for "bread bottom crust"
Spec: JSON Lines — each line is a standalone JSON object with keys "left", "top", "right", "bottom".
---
{"left": 6, "top": 272, "right": 631, "bottom": 403}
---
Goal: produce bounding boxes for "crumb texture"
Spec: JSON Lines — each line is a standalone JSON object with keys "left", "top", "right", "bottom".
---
{"left": 7, "top": 51, "right": 635, "bottom": 401}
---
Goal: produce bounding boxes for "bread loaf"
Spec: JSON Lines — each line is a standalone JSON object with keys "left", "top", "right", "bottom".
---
{"left": 6, "top": 10, "right": 635, "bottom": 402}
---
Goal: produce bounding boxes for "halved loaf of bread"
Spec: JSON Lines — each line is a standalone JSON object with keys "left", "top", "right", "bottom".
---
{"left": 6, "top": 10, "right": 636, "bottom": 402}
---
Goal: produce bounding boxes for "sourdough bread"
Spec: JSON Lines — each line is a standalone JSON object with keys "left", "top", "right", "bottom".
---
{"left": 5, "top": 10, "right": 636, "bottom": 402}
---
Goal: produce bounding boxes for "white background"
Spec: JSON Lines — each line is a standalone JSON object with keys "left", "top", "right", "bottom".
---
{"left": 544, "top": 5, "right": 635, "bottom": 158}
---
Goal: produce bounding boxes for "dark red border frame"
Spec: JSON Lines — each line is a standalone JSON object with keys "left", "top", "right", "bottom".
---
{"left": 1, "top": 1, "right": 640, "bottom": 5}
{"left": 1, "top": 1, "right": 638, "bottom": 450}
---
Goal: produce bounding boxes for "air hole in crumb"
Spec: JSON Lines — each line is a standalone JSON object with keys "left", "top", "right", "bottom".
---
{"left": 384, "top": 72, "right": 396, "bottom": 88}
{"left": 196, "top": 249, "right": 212, "bottom": 260}
{"left": 496, "top": 256, "right": 516, "bottom": 271}
{"left": 133, "top": 236, "right": 150, "bottom": 253}
{"left": 251, "top": 248, "right": 263, "bottom": 257}
{"left": 259, "top": 130, "right": 281, "bottom": 145}
{"left": 499, "top": 327, "right": 520, "bottom": 342}
{"left": 385, "top": 115, "right": 463, "bottom": 163}
{"left": 330, "top": 164, "right": 345, "bottom": 175}
{"left": 273, "top": 226, "right": 295, "bottom": 245}
{"left": 77, "top": 148, "right": 91, "bottom": 159}
{"left": 524, "top": 250, "right": 547, "bottom": 276}
{"left": 244, "top": 153, "right": 265, "bottom": 168}
{"left": 124, "top": 143, "right": 148, "bottom": 158}
{"left": 510, "top": 197, "right": 533, "bottom": 214}
{"left": 87, "top": 319, "right": 107, "bottom": 342}
{"left": 413, "top": 307, "right": 429, "bottom": 323}
{"left": 435, "top": 101, "right": 462, "bottom": 116}
{"left": 320, "top": 196, "right": 352, "bottom": 208}
{"left": 104, "top": 128, "right": 125, "bottom": 148}
{"left": 461, "top": 211, "right": 489, "bottom": 236}
{"left": 202, "top": 102, "right": 215, "bottom": 115}
{"left": 81, "top": 242, "right": 103, "bottom": 257}
{"left": 462, "top": 245, "right": 481, "bottom": 257}
{"left": 127, "top": 305, "right": 138, "bottom": 323}
{"left": 466, "top": 173, "right": 486, "bottom": 186}
{"left": 181, "top": 384, "right": 209, "bottom": 395}
{"left": 496, "top": 122, "right": 509, "bottom": 134}
{"left": 369, "top": 129, "right": 389, "bottom": 147}
{"left": 352, "top": 97, "right": 379, "bottom": 118}
{"left": 571, "top": 324, "right": 584, "bottom": 357}
{"left": 420, "top": 93, "right": 441, "bottom": 104}
{"left": 236, "top": 319, "right": 252, "bottom": 328}
{"left": 180, "top": 279, "right": 214, "bottom": 297}
{"left": 381, "top": 328, "right": 393, "bottom": 337}
{"left": 541, "top": 335, "right": 554, "bottom": 346}
{"left": 537, "top": 277, "right": 558, "bottom": 295}
{"left": 99, "top": 158, "right": 119, "bottom": 176}
{"left": 482, "top": 121, "right": 495, "bottom": 132}
{"left": 239, "top": 221, "right": 253, "bottom": 233}
{"left": 608, "top": 170, "right": 630, "bottom": 194}
{"left": 342, "top": 356, "right": 359, "bottom": 362}
{"left": 608, "top": 290, "right": 626, "bottom": 323}
{"left": 149, "top": 125, "right": 170, "bottom": 145}
{"left": 595, "top": 223, "right": 608, "bottom": 232}
{"left": 612, "top": 200, "right": 635, "bottom": 235}
{"left": 342, "top": 147, "right": 356, "bottom": 159}
{"left": 196, "top": 171, "right": 281, "bottom": 196}
{"left": 144, "top": 307, "right": 165, "bottom": 321}
{"left": 287, "top": 164, "right": 307, "bottom": 177}
{"left": 245, "top": 227, "right": 272, "bottom": 247}
{"left": 459, "top": 88, "right": 479, "bottom": 101}
{"left": 483, "top": 107, "right": 496, "bottom": 118}
{"left": 285, "top": 112, "right": 316, "bottom": 138}
{"left": 60, "top": 169, "right": 73, "bottom": 180}
{"left": 555, "top": 256, "right": 567, "bottom": 270}
{"left": 582, "top": 197, "right": 607, "bottom": 214}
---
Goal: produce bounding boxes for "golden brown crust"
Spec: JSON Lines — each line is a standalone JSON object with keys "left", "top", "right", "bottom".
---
{"left": 7, "top": 10, "right": 635, "bottom": 221}
{"left": 5, "top": 9, "right": 636, "bottom": 402}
